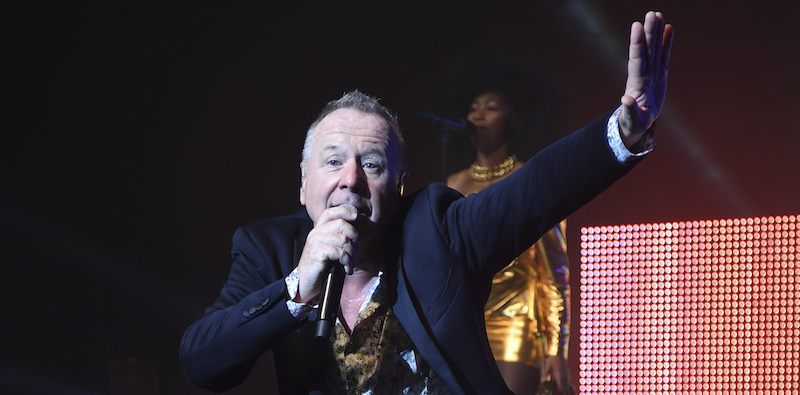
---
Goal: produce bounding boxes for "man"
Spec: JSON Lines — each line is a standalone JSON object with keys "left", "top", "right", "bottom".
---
{"left": 180, "top": 11, "right": 673, "bottom": 394}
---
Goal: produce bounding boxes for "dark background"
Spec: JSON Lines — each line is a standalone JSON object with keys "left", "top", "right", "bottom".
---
{"left": 3, "top": 1, "right": 799, "bottom": 394}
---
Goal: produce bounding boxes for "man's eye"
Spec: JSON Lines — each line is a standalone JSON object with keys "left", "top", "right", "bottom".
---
{"left": 327, "top": 160, "right": 342, "bottom": 166}
{"left": 363, "top": 162, "right": 381, "bottom": 171}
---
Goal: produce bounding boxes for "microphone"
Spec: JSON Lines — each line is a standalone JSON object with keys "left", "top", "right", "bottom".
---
{"left": 417, "top": 111, "right": 475, "bottom": 134}
{"left": 315, "top": 204, "right": 357, "bottom": 339}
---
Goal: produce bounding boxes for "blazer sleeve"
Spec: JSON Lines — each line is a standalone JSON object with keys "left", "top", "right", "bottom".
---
{"left": 439, "top": 111, "right": 640, "bottom": 278}
{"left": 179, "top": 214, "right": 311, "bottom": 392}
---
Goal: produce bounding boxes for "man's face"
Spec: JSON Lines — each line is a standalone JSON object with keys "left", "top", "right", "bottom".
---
{"left": 300, "top": 108, "right": 403, "bottom": 237}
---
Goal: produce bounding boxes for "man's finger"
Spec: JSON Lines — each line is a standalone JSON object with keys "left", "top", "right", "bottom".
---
{"left": 643, "top": 12, "right": 658, "bottom": 65}
{"left": 662, "top": 23, "right": 675, "bottom": 67}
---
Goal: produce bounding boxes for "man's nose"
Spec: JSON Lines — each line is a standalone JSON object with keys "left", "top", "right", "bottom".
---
{"left": 339, "top": 159, "right": 366, "bottom": 192}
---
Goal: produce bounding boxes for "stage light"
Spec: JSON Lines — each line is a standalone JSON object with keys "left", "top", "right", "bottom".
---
{"left": 580, "top": 214, "right": 800, "bottom": 394}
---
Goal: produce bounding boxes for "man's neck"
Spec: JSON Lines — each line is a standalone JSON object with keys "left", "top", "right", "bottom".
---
{"left": 351, "top": 233, "right": 386, "bottom": 274}
{"left": 340, "top": 252, "right": 382, "bottom": 333}
{"left": 345, "top": 258, "right": 381, "bottom": 284}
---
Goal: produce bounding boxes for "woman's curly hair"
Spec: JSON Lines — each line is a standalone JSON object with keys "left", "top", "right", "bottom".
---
{"left": 430, "top": 52, "right": 568, "bottom": 172}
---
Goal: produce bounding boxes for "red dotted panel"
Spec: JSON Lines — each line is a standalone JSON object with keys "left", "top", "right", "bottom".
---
{"left": 580, "top": 215, "right": 799, "bottom": 394}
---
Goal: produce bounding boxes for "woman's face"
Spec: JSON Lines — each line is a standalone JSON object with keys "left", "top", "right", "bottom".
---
{"left": 466, "top": 91, "right": 514, "bottom": 152}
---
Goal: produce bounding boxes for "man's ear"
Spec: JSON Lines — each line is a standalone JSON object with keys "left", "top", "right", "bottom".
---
{"left": 299, "top": 162, "right": 306, "bottom": 205}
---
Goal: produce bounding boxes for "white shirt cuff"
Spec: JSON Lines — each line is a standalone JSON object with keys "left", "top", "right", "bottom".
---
{"left": 607, "top": 106, "right": 657, "bottom": 163}
{"left": 285, "top": 268, "right": 316, "bottom": 320}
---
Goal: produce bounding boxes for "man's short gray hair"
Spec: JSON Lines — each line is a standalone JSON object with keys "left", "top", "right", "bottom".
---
{"left": 301, "top": 90, "right": 406, "bottom": 179}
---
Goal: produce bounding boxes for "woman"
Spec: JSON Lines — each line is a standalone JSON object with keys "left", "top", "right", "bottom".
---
{"left": 440, "top": 55, "right": 573, "bottom": 395}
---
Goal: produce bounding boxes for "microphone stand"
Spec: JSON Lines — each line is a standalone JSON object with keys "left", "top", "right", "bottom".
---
{"left": 441, "top": 127, "right": 450, "bottom": 184}
{"left": 417, "top": 111, "right": 466, "bottom": 184}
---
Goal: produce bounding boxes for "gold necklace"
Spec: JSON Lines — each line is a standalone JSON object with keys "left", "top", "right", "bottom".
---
{"left": 469, "top": 155, "right": 516, "bottom": 181}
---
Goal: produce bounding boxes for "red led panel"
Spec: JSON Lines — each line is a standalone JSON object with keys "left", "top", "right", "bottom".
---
{"left": 580, "top": 215, "right": 800, "bottom": 394}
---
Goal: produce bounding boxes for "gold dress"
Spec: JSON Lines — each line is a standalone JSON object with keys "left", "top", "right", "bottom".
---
{"left": 484, "top": 221, "right": 569, "bottom": 367}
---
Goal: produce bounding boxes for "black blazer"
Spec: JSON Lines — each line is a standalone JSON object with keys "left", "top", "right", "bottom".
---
{"left": 180, "top": 111, "right": 639, "bottom": 394}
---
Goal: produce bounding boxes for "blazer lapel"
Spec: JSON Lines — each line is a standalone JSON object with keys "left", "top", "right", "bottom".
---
{"left": 392, "top": 258, "right": 468, "bottom": 395}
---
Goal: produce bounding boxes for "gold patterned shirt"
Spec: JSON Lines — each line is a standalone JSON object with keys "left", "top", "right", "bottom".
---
{"left": 287, "top": 269, "right": 453, "bottom": 394}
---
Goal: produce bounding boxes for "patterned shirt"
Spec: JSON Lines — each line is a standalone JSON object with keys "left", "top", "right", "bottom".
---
{"left": 286, "top": 270, "right": 454, "bottom": 394}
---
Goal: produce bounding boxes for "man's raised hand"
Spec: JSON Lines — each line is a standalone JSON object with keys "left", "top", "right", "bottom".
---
{"left": 619, "top": 11, "right": 674, "bottom": 149}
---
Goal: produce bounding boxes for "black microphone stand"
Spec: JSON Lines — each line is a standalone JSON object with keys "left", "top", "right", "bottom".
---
{"left": 440, "top": 125, "right": 450, "bottom": 184}
{"left": 417, "top": 111, "right": 470, "bottom": 184}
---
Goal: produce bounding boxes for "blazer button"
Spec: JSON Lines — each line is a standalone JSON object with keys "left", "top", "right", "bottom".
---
{"left": 242, "top": 311, "right": 251, "bottom": 318}
{"left": 248, "top": 306, "right": 257, "bottom": 315}
{"left": 260, "top": 298, "right": 270, "bottom": 306}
